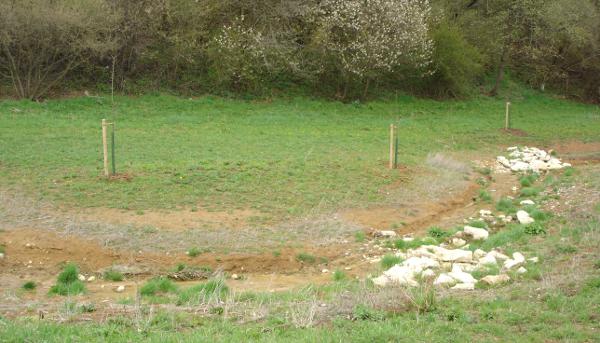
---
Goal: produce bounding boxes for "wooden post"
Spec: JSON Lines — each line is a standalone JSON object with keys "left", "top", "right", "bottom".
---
{"left": 102, "top": 119, "right": 109, "bottom": 177}
{"left": 389, "top": 124, "right": 396, "bottom": 169}
{"left": 505, "top": 102, "right": 511, "bottom": 130}
{"left": 111, "top": 122, "right": 116, "bottom": 176}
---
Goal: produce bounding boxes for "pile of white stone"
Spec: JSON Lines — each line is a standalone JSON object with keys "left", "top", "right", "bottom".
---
{"left": 372, "top": 241, "right": 536, "bottom": 290}
{"left": 497, "top": 146, "right": 571, "bottom": 172}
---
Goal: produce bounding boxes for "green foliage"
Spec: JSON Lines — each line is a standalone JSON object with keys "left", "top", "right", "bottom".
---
{"left": 427, "top": 227, "right": 451, "bottom": 239}
{"left": 425, "top": 22, "right": 483, "bottom": 98}
{"left": 496, "top": 198, "right": 517, "bottom": 214}
{"left": 177, "top": 279, "right": 228, "bottom": 305}
{"left": 140, "top": 277, "right": 178, "bottom": 297}
{"left": 555, "top": 244, "right": 577, "bottom": 254}
{"left": 22, "top": 281, "right": 37, "bottom": 291}
{"left": 354, "top": 231, "right": 366, "bottom": 243}
{"left": 296, "top": 253, "right": 316, "bottom": 264}
{"left": 519, "top": 174, "right": 538, "bottom": 187}
{"left": 380, "top": 254, "right": 403, "bottom": 269}
{"left": 187, "top": 247, "right": 207, "bottom": 257}
{"left": 49, "top": 263, "right": 86, "bottom": 296}
{"left": 332, "top": 270, "right": 347, "bottom": 282}
{"left": 57, "top": 264, "right": 79, "bottom": 284}
{"left": 524, "top": 222, "right": 547, "bottom": 235}
{"left": 103, "top": 269, "right": 124, "bottom": 282}
{"left": 467, "top": 220, "right": 488, "bottom": 229}
{"left": 478, "top": 190, "right": 492, "bottom": 203}
{"left": 393, "top": 237, "right": 434, "bottom": 251}
{"left": 520, "top": 187, "right": 541, "bottom": 198}
{"left": 477, "top": 224, "right": 527, "bottom": 251}
{"left": 352, "top": 304, "right": 385, "bottom": 321}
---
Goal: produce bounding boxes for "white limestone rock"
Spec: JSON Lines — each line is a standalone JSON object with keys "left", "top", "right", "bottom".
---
{"left": 464, "top": 226, "right": 489, "bottom": 241}
{"left": 517, "top": 210, "right": 535, "bottom": 225}
{"left": 480, "top": 274, "right": 510, "bottom": 286}
{"left": 451, "top": 283, "right": 475, "bottom": 291}
{"left": 520, "top": 199, "right": 535, "bottom": 205}
{"left": 434, "top": 273, "right": 456, "bottom": 287}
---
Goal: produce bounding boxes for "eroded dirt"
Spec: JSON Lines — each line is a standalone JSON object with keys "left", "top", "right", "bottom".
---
{"left": 77, "top": 207, "right": 263, "bottom": 231}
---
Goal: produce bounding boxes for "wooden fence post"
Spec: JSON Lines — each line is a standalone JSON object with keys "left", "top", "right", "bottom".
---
{"left": 102, "top": 119, "right": 109, "bottom": 177}
{"left": 505, "top": 102, "right": 511, "bottom": 130}
{"left": 389, "top": 124, "right": 396, "bottom": 169}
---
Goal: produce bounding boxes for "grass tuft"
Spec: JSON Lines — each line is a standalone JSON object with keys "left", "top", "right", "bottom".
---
{"left": 176, "top": 278, "right": 228, "bottom": 306}
{"left": 496, "top": 197, "right": 517, "bottom": 214}
{"left": 381, "top": 254, "right": 403, "bottom": 269}
{"left": 103, "top": 269, "right": 124, "bottom": 282}
{"left": 49, "top": 263, "right": 86, "bottom": 296}
{"left": 22, "top": 281, "right": 37, "bottom": 291}
{"left": 296, "top": 253, "right": 317, "bottom": 264}
{"left": 333, "top": 270, "right": 347, "bottom": 281}
{"left": 140, "top": 277, "right": 178, "bottom": 297}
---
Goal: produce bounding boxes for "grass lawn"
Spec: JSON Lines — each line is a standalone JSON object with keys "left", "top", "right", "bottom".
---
{"left": 1, "top": 91, "right": 599, "bottom": 220}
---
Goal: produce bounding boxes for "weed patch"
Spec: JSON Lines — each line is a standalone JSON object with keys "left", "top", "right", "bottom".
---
{"left": 49, "top": 264, "right": 85, "bottom": 296}
{"left": 381, "top": 254, "right": 403, "bottom": 269}
{"left": 140, "top": 277, "right": 178, "bottom": 297}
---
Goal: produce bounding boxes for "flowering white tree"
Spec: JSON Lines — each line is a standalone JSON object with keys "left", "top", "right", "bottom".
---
{"left": 312, "top": 0, "right": 434, "bottom": 97}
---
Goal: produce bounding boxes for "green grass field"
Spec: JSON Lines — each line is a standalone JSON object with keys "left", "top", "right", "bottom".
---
{"left": 1, "top": 91, "right": 598, "bottom": 220}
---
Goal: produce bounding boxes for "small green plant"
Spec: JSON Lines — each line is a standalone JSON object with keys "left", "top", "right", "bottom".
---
{"left": 563, "top": 167, "right": 574, "bottom": 177}
{"left": 555, "top": 244, "right": 577, "bottom": 254}
{"left": 0, "top": 245, "right": 5, "bottom": 254}
{"left": 520, "top": 187, "right": 541, "bottom": 198}
{"left": 427, "top": 227, "right": 450, "bottom": 239}
{"left": 272, "top": 250, "right": 281, "bottom": 257}
{"left": 296, "top": 253, "right": 316, "bottom": 264}
{"left": 22, "top": 281, "right": 37, "bottom": 291}
{"left": 496, "top": 197, "right": 516, "bottom": 214}
{"left": 354, "top": 231, "right": 366, "bottom": 243}
{"left": 477, "top": 167, "right": 492, "bottom": 176}
{"left": 524, "top": 222, "right": 546, "bottom": 235}
{"left": 381, "top": 254, "right": 403, "bottom": 269}
{"left": 393, "top": 237, "right": 434, "bottom": 251}
{"left": 187, "top": 247, "right": 204, "bottom": 257}
{"left": 594, "top": 259, "right": 600, "bottom": 269}
{"left": 49, "top": 263, "right": 86, "bottom": 296}
{"left": 174, "top": 263, "right": 187, "bottom": 272}
{"left": 352, "top": 304, "right": 385, "bottom": 321}
{"left": 333, "top": 270, "right": 347, "bottom": 281}
{"left": 467, "top": 220, "right": 487, "bottom": 229}
{"left": 176, "top": 278, "right": 229, "bottom": 305}
{"left": 103, "top": 269, "right": 124, "bottom": 282}
{"left": 478, "top": 190, "right": 492, "bottom": 203}
{"left": 527, "top": 208, "right": 550, "bottom": 222}
{"left": 519, "top": 173, "right": 538, "bottom": 187}
{"left": 140, "top": 277, "right": 178, "bottom": 296}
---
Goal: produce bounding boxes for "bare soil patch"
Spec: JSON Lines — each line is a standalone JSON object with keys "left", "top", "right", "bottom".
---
{"left": 78, "top": 207, "right": 263, "bottom": 231}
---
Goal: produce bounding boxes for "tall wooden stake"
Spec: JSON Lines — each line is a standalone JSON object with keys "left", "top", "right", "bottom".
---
{"left": 102, "top": 119, "right": 109, "bottom": 177}
{"left": 111, "top": 122, "right": 116, "bottom": 176}
{"left": 389, "top": 124, "right": 396, "bottom": 169}
{"left": 505, "top": 102, "right": 511, "bottom": 130}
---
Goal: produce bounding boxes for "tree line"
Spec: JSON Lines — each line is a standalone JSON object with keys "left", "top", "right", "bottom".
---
{"left": 1, "top": 0, "right": 599, "bottom": 102}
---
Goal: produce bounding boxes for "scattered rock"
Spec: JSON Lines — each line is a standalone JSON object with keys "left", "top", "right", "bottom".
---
{"left": 464, "top": 226, "right": 489, "bottom": 241}
{"left": 516, "top": 210, "right": 535, "bottom": 225}
{"left": 321, "top": 269, "right": 329, "bottom": 273}
{"left": 115, "top": 285, "right": 125, "bottom": 293}
{"left": 421, "top": 269, "right": 436, "bottom": 279}
{"left": 451, "top": 283, "right": 475, "bottom": 291}
{"left": 231, "top": 274, "right": 241, "bottom": 280}
{"left": 372, "top": 275, "right": 390, "bottom": 287}
{"left": 434, "top": 273, "right": 456, "bottom": 287}
{"left": 512, "top": 252, "right": 525, "bottom": 263}
{"left": 520, "top": 199, "right": 535, "bottom": 205}
{"left": 517, "top": 267, "right": 528, "bottom": 274}
{"left": 478, "top": 253, "right": 497, "bottom": 266}
{"left": 376, "top": 230, "right": 397, "bottom": 238}
{"left": 78, "top": 274, "right": 86, "bottom": 282}
{"left": 87, "top": 276, "right": 96, "bottom": 282}
{"left": 480, "top": 274, "right": 510, "bottom": 286}
{"left": 451, "top": 238, "right": 467, "bottom": 247}
{"left": 473, "top": 249, "right": 487, "bottom": 259}
{"left": 528, "top": 257, "right": 539, "bottom": 263}
{"left": 497, "top": 146, "right": 570, "bottom": 172}
{"left": 382, "top": 266, "right": 418, "bottom": 287}
{"left": 448, "top": 265, "right": 477, "bottom": 284}
{"left": 0, "top": 253, "right": 4, "bottom": 259}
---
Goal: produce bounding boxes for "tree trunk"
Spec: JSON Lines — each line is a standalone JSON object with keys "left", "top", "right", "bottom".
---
{"left": 490, "top": 49, "right": 507, "bottom": 96}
